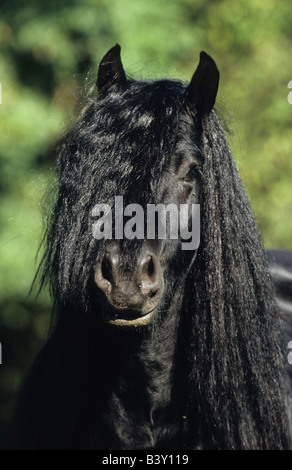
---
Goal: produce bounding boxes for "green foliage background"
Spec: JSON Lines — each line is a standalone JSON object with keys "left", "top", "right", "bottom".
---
{"left": 0, "top": 0, "right": 291, "bottom": 446}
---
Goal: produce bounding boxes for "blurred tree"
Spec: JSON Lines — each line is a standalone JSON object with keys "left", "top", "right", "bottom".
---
{"left": 0, "top": 0, "right": 291, "bottom": 448}
{"left": 0, "top": 0, "right": 118, "bottom": 446}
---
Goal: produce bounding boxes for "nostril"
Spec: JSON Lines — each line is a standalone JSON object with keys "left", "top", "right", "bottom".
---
{"left": 139, "top": 254, "right": 161, "bottom": 296}
{"left": 100, "top": 251, "right": 119, "bottom": 285}
{"left": 142, "top": 255, "right": 155, "bottom": 281}
{"left": 101, "top": 255, "right": 113, "bottom": 284}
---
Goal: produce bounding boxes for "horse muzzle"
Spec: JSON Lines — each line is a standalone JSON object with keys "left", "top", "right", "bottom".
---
{"left": 94, "top": 244, "right": 164, "bottom": 326}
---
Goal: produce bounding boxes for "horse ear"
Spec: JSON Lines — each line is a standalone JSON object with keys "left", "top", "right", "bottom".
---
{"left": 97, "top": 44, "right": 127, "bottom": 92}
{"left": 186, "top": 51, "right": 219, "bottom": 117}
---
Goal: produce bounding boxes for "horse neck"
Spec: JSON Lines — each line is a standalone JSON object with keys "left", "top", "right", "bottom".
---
{"left": 52, "top": 279, "right": 192, "bottom": 448}
{"left": 88, "top": 287, "right": 187, "bottom": 449}
{"left": 109, "top": 297, "right": 182, "bottom": 405}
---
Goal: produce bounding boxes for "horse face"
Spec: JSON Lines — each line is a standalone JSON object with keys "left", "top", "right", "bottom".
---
{"left": 93, "top": 45, "right": 218, "bottom": 327}
{"left": 94, "top": 113, "right": 204, "bottom": 327}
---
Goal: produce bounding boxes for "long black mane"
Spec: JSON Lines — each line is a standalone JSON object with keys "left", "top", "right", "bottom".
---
{"left": 187, "top": 111, "right": 290, "bottom": 448}
{"left": 40, "top": 79, "right": 186, "bottom": 313}
{"left": 10, "top": 46, "right": 291, "bottom": 450}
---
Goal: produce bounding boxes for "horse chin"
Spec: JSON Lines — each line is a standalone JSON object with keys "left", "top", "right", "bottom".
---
{"left": 103, "top": 306, "right": 157, "bottom": 327}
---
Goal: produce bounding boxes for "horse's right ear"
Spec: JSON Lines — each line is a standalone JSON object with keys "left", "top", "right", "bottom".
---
{"left": 186, "top": 51, "right": 219, "bottom": 117}
{"left": 97, "top": 44, "right": 127, "bottom": 92}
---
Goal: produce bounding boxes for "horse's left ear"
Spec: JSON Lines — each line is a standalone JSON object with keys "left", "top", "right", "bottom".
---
{"left": 186, "top": 51, "right": 220, "bottom": 117}
{"left": 97, "top": 44, "right": 127, "bottom": 92}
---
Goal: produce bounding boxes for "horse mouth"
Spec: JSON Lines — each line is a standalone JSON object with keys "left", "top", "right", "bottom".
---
{"left": 102, "top": 305, "right": 157, "bottom": 327}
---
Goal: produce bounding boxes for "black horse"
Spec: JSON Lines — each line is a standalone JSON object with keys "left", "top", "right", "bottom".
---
{"left": 10, "top": 45, "right": 292, "bottom": 449}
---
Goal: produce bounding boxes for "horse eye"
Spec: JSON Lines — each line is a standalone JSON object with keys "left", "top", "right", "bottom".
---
{"left": 186, "top": 167, "right": 198, "bottom": 182}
